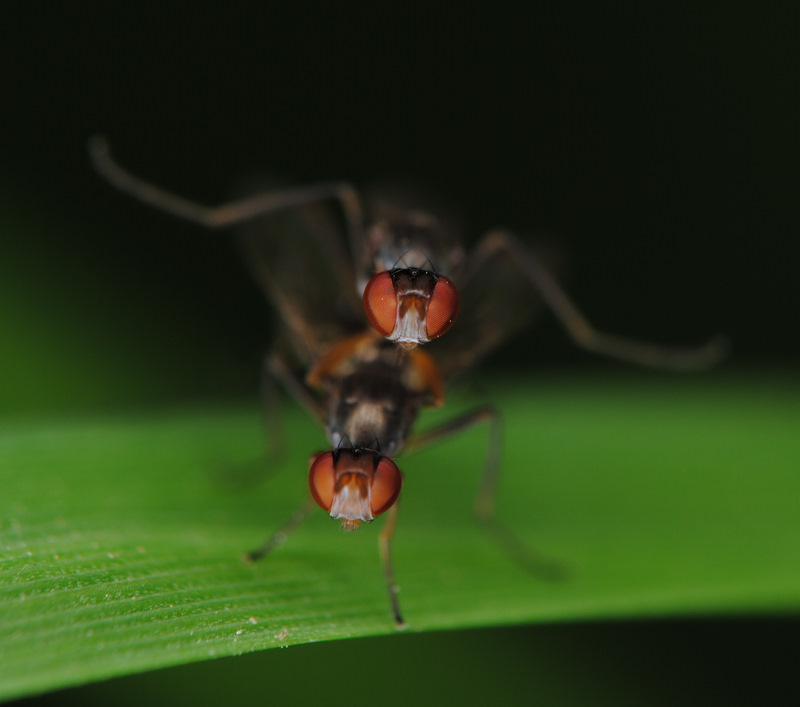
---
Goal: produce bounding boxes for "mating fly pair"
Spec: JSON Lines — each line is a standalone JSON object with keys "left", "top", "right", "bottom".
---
{"left": 89, "top": 137, "right": 726, "bottom": 627}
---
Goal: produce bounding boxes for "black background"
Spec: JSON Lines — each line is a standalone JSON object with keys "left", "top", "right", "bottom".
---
{"left": 3, "top": 3, "right": 797, "bottom": 401}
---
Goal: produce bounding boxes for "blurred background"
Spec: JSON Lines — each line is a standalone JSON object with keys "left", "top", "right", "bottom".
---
{"left": 1, "top": 2, "right": 797, "bottom": 704}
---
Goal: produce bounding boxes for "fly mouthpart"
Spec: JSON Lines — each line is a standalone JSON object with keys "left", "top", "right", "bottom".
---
{"left": 340, "top": 519, "right": 363, "bottom": 531}
{"left": 329, "top": 471, "right": 374, "bottom": 524}
{"left": 389, "top": 294, "right": 430, "bottom": 345}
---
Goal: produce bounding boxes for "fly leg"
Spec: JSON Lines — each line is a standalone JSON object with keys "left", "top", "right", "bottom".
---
{"left": 244, "top": 497, "right": 317, "bottom": 562}
{"left": 243, "top": 351, "right": 327, "bottom": 562}
{"left": 465, "top": 229, "right": 728, "bottom": 371}
{"left": 264, "top": 350, "right": 327, "bottom": 431}
{"left": 217, "top": 348, "right": 326, "bottom": 488}
{"left": 258, "top": 352, "right": 288, "bottom": 463}
{"left": 378, "top": 503, "right": 407, "bottom": 629}
{"left": 257, "top": 347, "right": 329, "bottom": 460}
{"left": 405, "top": 406, "right": 566, "bottom": 582}
{"left": 88, "top": 136, "right": 364, "bottom": 243}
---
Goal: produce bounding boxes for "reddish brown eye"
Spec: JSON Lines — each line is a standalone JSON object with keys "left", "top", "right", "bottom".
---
{"left": 363, "top": 272, "right": 398, "bottom": 337}
{"left": 308, "top": 452, "right": 336, "bottom": 511}
{"left": 370, "top": 457, "right": 402, "bottom": 516}
{"left": 425, "top": 276, "right": 459, "bottom": 339}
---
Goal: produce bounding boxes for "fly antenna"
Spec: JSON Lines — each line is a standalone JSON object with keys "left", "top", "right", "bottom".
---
{"left": 391, "top": 249, "right": 412, "bottom": 270}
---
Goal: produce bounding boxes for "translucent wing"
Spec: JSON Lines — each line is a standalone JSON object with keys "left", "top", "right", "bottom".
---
{"left": 232, "top": 176, "right": 366, "bottom": 367}
{"left": 427, "top": 234, "right": 561, "bottom": 382}
{"left": 88, "top": 138, "right": 366, "bottom": 368}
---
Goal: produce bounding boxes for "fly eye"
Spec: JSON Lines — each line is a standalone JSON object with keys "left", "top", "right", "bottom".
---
{"left": 363, "top": 272, "right": 398, "bottom": 337}
{"left": 425, "top": 275, "right": 459, "bottom": 339}
{"left": 308, "top": 452, "right": 336, "bottom": 511}
{"left": 370, "top": 457, "right": 402, "bottom": 516}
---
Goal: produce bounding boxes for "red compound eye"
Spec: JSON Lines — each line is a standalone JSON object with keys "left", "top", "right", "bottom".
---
{"left": 425, "top": 276, "right": 459, "bottom": 339}
{"left": 370, "top": 457, "right": 402, "bottom": 516}
{"left": 363, "top": 272, "right": 398, "bottom": 337}
{"left": 308, "top": 452, "right": 336, "bottom": 512}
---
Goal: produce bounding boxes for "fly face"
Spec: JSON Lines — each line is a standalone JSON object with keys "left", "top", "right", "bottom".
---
{"left": 308, "top": 448, "right": 402, "bottom": 530}
{"left": 363, "top": 267, "right": 460, "bottom": 348}
{"left": 360, "top": 214, "right": 463, "bottom": 349}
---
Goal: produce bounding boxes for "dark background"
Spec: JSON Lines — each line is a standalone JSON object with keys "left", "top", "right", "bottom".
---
{"left": 3, "top": 3, "right": 798, "bottom": 410}
{"left": 2, "top": 3, "right": 798, "bottom": 704}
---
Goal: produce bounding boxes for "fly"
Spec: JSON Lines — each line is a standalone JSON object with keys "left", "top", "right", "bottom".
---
{"left": 89, "top": 137, "right": 726, "bottom": 627}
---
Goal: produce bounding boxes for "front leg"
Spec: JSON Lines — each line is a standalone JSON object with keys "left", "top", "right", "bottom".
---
{"left": 378, "top": 504, "right": 407, "bottom": 629}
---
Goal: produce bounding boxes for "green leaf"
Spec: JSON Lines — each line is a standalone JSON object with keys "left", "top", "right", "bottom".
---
{"left": 1, "top": 373, "right": 798, "bottom": 701}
